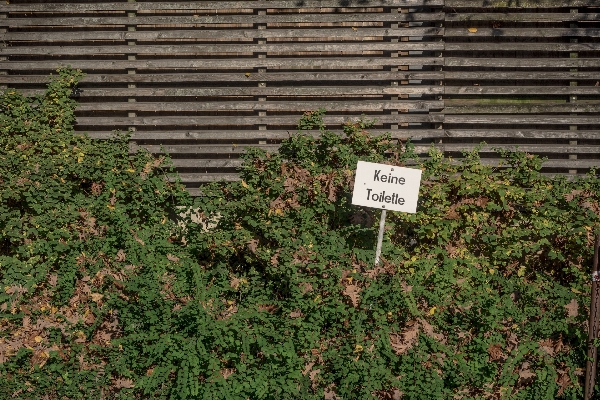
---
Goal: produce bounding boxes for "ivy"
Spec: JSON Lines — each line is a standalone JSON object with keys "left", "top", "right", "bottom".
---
{"left": 1, "top": 70, "right": 600, "bottom": 399}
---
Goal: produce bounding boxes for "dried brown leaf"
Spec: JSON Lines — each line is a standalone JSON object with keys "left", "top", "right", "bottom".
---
{"left": 220, "top": 368, "right": 235, "bottom": 380}
{"left": 488, "top": 343, "right": 504, "bottom": 361}
{"left": 114, "top": 378, "right": 135, "bottom": 389}
{"left": 299, "top": 282, "right": 313, "bottom": 294}
{"left": 539, "top": 339, "right": 555, "bottom": 357}
{"left": 48, "top": 274, "right": 58, "bottom": 287}
{"left": 419, "top": 318, "right": 445, "bottom": 343}
{"left": 230, "top": 276, "right": 241, "bottom": 290}
{"left": 90, "top": 293, "right": 104, "bottom": 303}
{"left": 115, "top": 249, "right": 126, "bottom": 262}
{"left": 258, "top": 304, "right": 278, "bottom": 313}
{"left": 343, "top": 285, "right": 361, "bottom": 308}
{"left": 247, "top": 239, "right": 259, "bottom": 254}
{"left": 302, "top": 362, "right": 315, "bottom": 376}
{"left": 565, "top": 299, "right": 578, "bottom": 318}
{"left": 565, "top": 190, "right": 583, "bottom": 202}
{"left": 166, "top": 254, "right": 180, "bottom": 263}
{"left": 389, "top": 322, "right": 419, "bottom": 355}
{"left": 518, "top": 363, "right": 536, "bottom": 385}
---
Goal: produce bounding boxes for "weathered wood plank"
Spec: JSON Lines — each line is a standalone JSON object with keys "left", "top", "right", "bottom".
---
{"left": 445, "top": 58, "right": 600, "bottom": 68}
{"left": 444, "top": 43, "right": 600, "bottom": 52}
{"left": 75, "top": 114, "right": 445, "bottom": 126}
{"left": 445, "top": 28, "right": 600, "bottom": 38}
{"left": 443, "top": 102, "right": 600, "bottom": 114}
{"left": 10, "top": 71, "right": 596, "bottom": 87}
{"left": 0, "top": 13, "right": 444, "bottom": 27}
{"left": 0, "top": 71, "right": 445, "bottom": 85}
{"left": 442, "top": 129, "right": 600, "bottom": 140}
{"left": 21, "top": 86, "right": 444, "bottom": 97}
{"left": 176, "top": 173, "right": 241, "bottom": 184}
{"left": 155, "top": 153, "right": 600, "bottom": 172}
{"left": 433, "top": 143, "right": 600, "bottom": 155}
{"left": 3, "top": 28, "right": 444, "bottom": 42}
{"left": 84, "top": 129, "right": 447, "bottom": 141}
{"left": 446, "top": 0, "right": 596, "bottom": 8}
{"left": 445, "top": 13, "right": 600, "bottom": 22}
{"left": 0, "top": 57, "right": 444, "bottom": 71}
{"left": 133, "top": 143, "right": 281, "bottom": 154}
{"left": 1, "top": 42, "right": 445, "bottom": 56}
{"left": 75, "top": 100, "right": 443, "bottom": 112}
{"left": 443, "top": 115, "right": 600, "bottom": 125}
{"left": 445, "top": 86, "right": 600, "bottom": 96}
{"left": 169, "top": 159, "right": 245, "bottom": 169}
{"left": 444, "top": 71, "right": 600, "bottom": 81}
{"left": 1, "top": 0, "right": 445, "bottom": 12}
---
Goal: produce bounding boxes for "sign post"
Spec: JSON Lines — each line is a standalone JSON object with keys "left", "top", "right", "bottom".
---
{"left": 351, "top": 161, "right": 422, "bottom": 266}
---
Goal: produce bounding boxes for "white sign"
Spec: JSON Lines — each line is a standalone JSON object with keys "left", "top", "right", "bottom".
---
{"left": 351, "top": 161, "right": 422, "bottom": 213}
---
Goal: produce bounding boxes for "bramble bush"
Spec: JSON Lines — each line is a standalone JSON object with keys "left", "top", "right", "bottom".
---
{"left": 1, "top": 70, "right": 600, "bottom": 399}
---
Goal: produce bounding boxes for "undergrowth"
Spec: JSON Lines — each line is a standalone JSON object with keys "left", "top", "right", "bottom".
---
{"left": 1, "top": 70, "right": 600, "bottom": 399}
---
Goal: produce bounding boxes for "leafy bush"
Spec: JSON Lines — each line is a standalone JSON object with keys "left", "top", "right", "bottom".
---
{"left": 1, "top": 73, "right": 600, "bottom": 399}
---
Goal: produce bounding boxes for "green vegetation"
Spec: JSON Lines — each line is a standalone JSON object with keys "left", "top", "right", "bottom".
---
{"left": 1, "top": 69, "right": 600, "bottom": 399}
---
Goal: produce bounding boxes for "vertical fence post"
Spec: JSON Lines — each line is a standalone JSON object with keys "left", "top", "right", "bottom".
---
{"left": 585, "top": 234, "right": 600, "bottom": 399}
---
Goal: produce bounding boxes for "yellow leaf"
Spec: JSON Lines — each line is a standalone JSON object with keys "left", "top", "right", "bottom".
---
{"left": 351, "top": 27, "right": 358, "bottom": 31}
{"left": 34, "top": 336, "right": 43, "bottom": 343}
{"left": 107, "top": 204, "right": 115, "bottom": 210}
{"left": 571, "top": 288, "right": 582, "bottom": 294}
{"left": 241, "top": 180, "right": 249, "bottom": 188}
{"left": 517, "top": 266, "right": 526, "bottom": 277}
{"left": 468, "top": 27, "right": 478, "bottom": 33}
{"left": 429, "top": 306, "right": 437, "bottom": 315}
{"left": 126, "top": 168, "right": 135, "bottom": 173}
{"left": 354, "top": 344, "right": 363, "bottom": 353}
{"left": 245, "top": 72, "right": 251, "bottom": 78}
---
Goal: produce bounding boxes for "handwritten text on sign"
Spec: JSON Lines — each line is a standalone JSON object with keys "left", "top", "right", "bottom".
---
{"left": 351, "top": 161, "right": 422, "bottom": 213}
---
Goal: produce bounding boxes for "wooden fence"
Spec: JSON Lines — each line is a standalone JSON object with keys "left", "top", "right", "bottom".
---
{"left": 1, "top": 0, "right": 599, "bottom": 194}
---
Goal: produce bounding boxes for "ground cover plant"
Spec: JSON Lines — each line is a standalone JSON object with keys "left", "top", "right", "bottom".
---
{"left": 1, "top": 70, "right": 600, "bottom": 399}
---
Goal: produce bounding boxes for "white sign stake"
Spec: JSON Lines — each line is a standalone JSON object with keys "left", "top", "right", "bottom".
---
{"left": 351, "top": 161, "right": 422, "bottom": 266}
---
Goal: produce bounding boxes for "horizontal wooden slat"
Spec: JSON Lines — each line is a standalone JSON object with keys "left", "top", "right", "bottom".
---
{"left": 75, "top": 114, "right": 445, "bottom": 127}
{"left": 445, "top": 87, "right": 600, "bottom": 96}
{"left": 435, "top": 143, "right": 600, "bottom": 156}
{"left": 0, "top": 13, "right": 444, "bottom": 27}
{"left": 1, "top": 0, "right": 445, "bottom": 12}
{"left": 445, "top": 13, "right": 600, "bottom": 22}
{"left": 3, "top": 28, "right": 444, "bottom": 42}
{"left": 442, "top": 115, "right": 600, "bottom": 125}
{"left": 443, "top": 102, "right": 600, "bottom": 114}
{"left": 444, "top": 28, "right": 600, "bottom": 38}
{"left": 444, "top": 71, "right": 600, "bottom": 81}
{"left": 5, "top": 71, "right": 598, "bottom": 86}
{"left": 442, "top": 130, "right": 600, "bottom": 140}
{"left": 0, "top": 71, "right": 445, "bottom": 85}
{"left": 444, "top": 43, "right": 600, "bottom": 52}
{"left": 445, "top": 58, "right": 600, "bottom": 68}
{"left": 176, "top": 173, "right": 241, "bottom": 184}
{"left": 85, "top": 129, "right": 446, "bottom": 141}
{"left": 1, "top": 42, "right": 444, "bottom": 56}
{"left": 76, "top": 100, "right": 443, "bottom": 112}
{"left": 446, "top": 0, "right": 596, "bottom": 8}
{"left": 21, "top": 86, "right": 444, "bottom": 97}
{"left": 0, "top": 57, "right": 444, "bottom": 71}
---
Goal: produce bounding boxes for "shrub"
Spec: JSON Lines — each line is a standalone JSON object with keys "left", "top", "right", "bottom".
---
{"left": 1, "top": 73, "right": 600, "bottom": 399}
